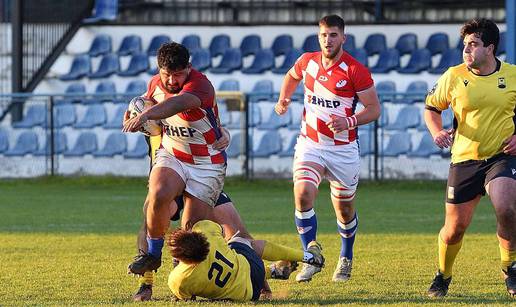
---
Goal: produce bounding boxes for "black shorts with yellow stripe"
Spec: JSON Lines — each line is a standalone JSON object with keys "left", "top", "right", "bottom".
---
{"left": 170, "top": 191, "right": 232, "bottom": 221}
{"left": 446, "top": 153, "right": 516, "bottom": 204}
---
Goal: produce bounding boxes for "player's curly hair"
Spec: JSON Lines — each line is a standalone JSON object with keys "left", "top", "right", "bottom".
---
{"left": 460, "top": 18, "right": 499, "bottom": 55}
{"left": 168, "top": 228, "right": 210, "bottom": 264}
{"left": 157, "top": 42, "right": 190, "bottom": 72}
{"left": 319, "top": 15, "right": 345, "bottom": 32}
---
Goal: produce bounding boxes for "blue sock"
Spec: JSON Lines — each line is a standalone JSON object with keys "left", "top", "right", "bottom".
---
{"left": 295, "top": 208, "right": 317, "bottom": 250}
{"left": 337, "top": 213, "right": 358, "bottom": 259}
{"left": 147, "top": 237, "right": 164, "bottom": 258}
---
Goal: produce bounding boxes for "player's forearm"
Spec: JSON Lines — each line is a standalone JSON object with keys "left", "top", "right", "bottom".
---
{"left": 143, "top": 94, "right": 199, "bottom": 120}
{"left": 424, "top": 109, "right": 444, "bottom": 137}
{"left": 278, "top": 72, "right": 301, "bottom": 101}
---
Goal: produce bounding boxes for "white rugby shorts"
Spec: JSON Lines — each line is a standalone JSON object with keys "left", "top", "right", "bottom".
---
{"left": 153, "top": 148, "right": 226, "bottom": 207}
{"left": 293, "top": 136, "right": 360, "bottom": 189}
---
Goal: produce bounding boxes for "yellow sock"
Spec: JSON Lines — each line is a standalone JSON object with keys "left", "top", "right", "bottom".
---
{"left": 139, "top": 271, "right": 154, "bottom": 286}
{"left": 438, "top": 234, "right": 462, "bottom": 279}
{"left": 265, "top": 267, "right": 272, "bottom": 279}
{"left": 499, "top": 245, "right": 516, "bottom": 271}
{"left": 262, "top": 241, "right": 304, "bottom": 262}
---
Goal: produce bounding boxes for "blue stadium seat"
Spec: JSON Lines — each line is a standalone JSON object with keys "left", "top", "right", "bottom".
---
{"left": 408, "top": 132, "right": 441, "bottom": 157}
{"left": 257, "top": 102, "right": 291, "bottom": 130}
{"left": 249, "top": 79, "right": 274, "bottom": 103}
{"left": 89, "top": 53, "right": 119, "bottom": 79}
{"left": 395, "top": 33, "right": 418, "bottom": 55}
{"left": 225, "top": 131, "right": 241, "bottom": 158}
{"left": 210, "top": 48, "right": 242, "bottom": 74}
{"left": 218, "top": 79, "right": 239, "bottom": 91}
{"left": 4, "top": 131, "right": 39, "bottom": 156}
{"left": 147, "top": 34, "right": 171, "bottom": 56}
{"left": 59, "top": 54, "right": 90, "bottom": 81}
{"left": 376, "top": 80, "right": 396, "bottom": 102}
{"left": 429, "top": 48, "right": 462, "bottom": 74}
{"left": 55, "top": 82, "right": 86, "bottom": 104}
{"left": 240, "top": 34, "right": 262, "bottom": 57}
{"left": 497, "top": 31, "right": 506, "bottom": 55}
{"left": 385, "top": 105, "right": 421, "bottom": 130}
{"left": 383, "top": 132, "right": 412, "bottom": 157}
{"left": 46, "top": 104, "right": 76, "bottom": 128}
{"left": 271, "top": 34, "right": 293, "bottom": 56}
{"left": 88, "top": 34, "right": 112, "bottom": 57}
{"left": 425, "top": 32, "right": 449, "bottom": 55}
{"left": 251, "top": 130, "right": 282, "bottom": 157}
{"left": 288, "top": 103, "right": 304, "bottom": 130}
{"left": 378, "top": 105, "right": 389, "bottom": 127}
{"left": 456, "top": 37, "right": 464, "bottom": 51}
{"left": 358, "top": 132, "right": 373, "bottom": 156}
{"left": 125, "top": 79, "right": 147, "bottom": 96}
{"left": 0, "top": 128, "right": 8, "bottom": 153}
{"left": 181, "top": 34, "right": 201, "bottom": 53}
{"left": 93, "top": 132, "right": 127, "bottom": 157}
{"left": 209, "top": 34, "right": 231, "bottom": 58}
{"left": 398, "top": 80, "right": 428, "bottom": 104}
{"left": 350, "top": 48, "right": 368, "bottom": 67}
{"left": 302, "top": 34, "right": 319, "bottom": 52}
{"left": 104, "top": 104, "right": 127, "bottom": 129}
{"left": 398, "top": 48, "right": 432, "bottom": 74}
{"left": 272, "top": 48, "right": 302, "bottom": 74}
{"left": 363, "top": 33, "right": 387, "bottom": 56}
{"left": 118, "top": 52, "right": 149, "bottom": 76}
{"left": 74, "top": 104, "right": 107, "bottom": 128}
{"left": 83, "top": 0, "right": 118, "bottom": 23}
{"left": 124, "top": 134, "right": 148, "bottom": 159}
{"left": 147, "top": 66, "right": 158, "bottom": 75}
{"left": 217, "top": 101, "right": 231, "bottom": 126}
{"left": 87, "top": 80, "right": 117, "bottom": 104}
{"left": 226, "top": 111, "right": 241, "bottom": 129}
{"left": 242, "top": 49, "right": 274, "bottom": 74}
{"left": 248, "top": 104, "right": 262, "bottom": 127}
{"left": 191, "top": 48, "right": 211, "bottom": 71}
{"left": 12, "top": 104, "right": 46, "bottom": 128}
{"left": 291, "top": 82, "right": 305, "bottom": 102}
{"left": 117, "top": 34, "right": 142, "bottom": 56}
{"left": 370, "top": 48, "right": 400, "bottom": 73}
{"left": 34, "top": 131, "right": 68, "bottom": 156}
{"left": 343, "top": 34, "right": 356, "bottom": 53}
{"left": 63, "top": 132, "right": 98, "bottom": 156}
{"left": 278, "top": 132, "right": 299, "bottom": 157}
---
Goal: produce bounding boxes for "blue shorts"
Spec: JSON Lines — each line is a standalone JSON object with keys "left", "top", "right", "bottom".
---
{"left": 228, "top": 242, "right": 265, "bottom": 301}
{"left": 170, "top": 191, "right": 232, "bottom": 221}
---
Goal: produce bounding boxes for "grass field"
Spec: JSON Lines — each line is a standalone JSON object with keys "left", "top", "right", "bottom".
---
{"left": 0, "top": 176, "right": 513, "bottom": 306}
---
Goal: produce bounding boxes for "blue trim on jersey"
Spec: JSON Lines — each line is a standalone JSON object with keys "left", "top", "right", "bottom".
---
{"left": 205, "top": 107, "right": 227, "bottom": 162}
{"left": 229, "top": 242, "right": 265, "bottom": 301}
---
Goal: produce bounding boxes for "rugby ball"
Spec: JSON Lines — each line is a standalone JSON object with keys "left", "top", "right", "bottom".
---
{"left": 127, "top": 96, "right": 162, "bottom": 136}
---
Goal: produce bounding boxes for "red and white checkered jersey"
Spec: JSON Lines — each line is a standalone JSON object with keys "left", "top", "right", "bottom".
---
{"left": 292, "top": 51, "right": 374, "bottom": 146}
{"left": 144, "top": 70, "right": 226, "bottom": 165}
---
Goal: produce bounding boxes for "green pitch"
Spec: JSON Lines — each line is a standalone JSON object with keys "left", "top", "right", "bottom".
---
{"left": 0, "top": 177, "right": 512, "bottom": 306}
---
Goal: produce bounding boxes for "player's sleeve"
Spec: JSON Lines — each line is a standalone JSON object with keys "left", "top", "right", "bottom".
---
{"left": 350, "top": 64, "right": 374, "bottom": 93}
{"left": 425, "top": 69, "right": 453, "bottom": 112}
{"left": 291, "top": 53, "right": 310, "bottom": 80}
{"left": 181, "top": 78, "right": 215, "bottom": 109}
{"left": 192, "top": 220, "right": 224, "bottom": 239}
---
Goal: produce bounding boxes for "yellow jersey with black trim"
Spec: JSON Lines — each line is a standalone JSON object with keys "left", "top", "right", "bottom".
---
{"left": 167, "top": 220, "right": 253, "bottom": 301}
{"left": 426, "top": 61, "right": 516, "bottom": 163}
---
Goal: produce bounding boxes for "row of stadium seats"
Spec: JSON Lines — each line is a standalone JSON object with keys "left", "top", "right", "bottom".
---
{"left": 10, "top": 97, "right": 446, "bottom": 133}
{"left": 61, "top": 31, "right": 507, "bottom": 80}
{"left": 0, "top": 128, "right": 445, "bottom": 159}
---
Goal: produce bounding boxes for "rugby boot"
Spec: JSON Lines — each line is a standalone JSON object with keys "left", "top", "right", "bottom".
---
{"left": 502, "top": 261, "right": 516, "bottom": 297}
{"left": 270, "top": 260, "right": 299, "bottom": 280}
{"left": 427, "top": 271, "right": 452, "bottom": 297}
{"left": 332, "top": 256, "right": 352, "bottom": 282}
{"left": 296, "top": 241, "right": 324, "bottom": 282}
{"left": 132, "top": 284, "right": 152, "bottom": 302}
{"left": 128, "top": 252, "right": 161, "bottom": 275}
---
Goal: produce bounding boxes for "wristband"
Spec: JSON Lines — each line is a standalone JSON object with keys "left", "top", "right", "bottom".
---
{"left": 344, "top": 115, "right": 358, "bottom": 129}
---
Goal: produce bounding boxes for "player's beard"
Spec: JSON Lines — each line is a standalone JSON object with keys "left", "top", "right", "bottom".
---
{"left": 323, "top": 46, "right": 340, "bottom": 60}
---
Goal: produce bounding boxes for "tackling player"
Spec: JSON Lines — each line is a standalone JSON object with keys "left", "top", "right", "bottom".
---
{"left": 167, "top": 220, "right": 324, "bottom": 301}
{"left": 275, "top": 14, "right": 380, "bottom": 282}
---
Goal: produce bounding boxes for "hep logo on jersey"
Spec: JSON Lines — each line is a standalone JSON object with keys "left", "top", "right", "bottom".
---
{"left": 306, "top": 94, "right": 341, "bottom": 108}
{"left": 164, "top": 125, "right": 196, "bottom": 138}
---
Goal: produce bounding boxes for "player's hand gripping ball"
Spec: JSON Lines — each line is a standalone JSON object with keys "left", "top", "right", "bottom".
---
{"left": 127, "top": 96, "right": 162, "bottom": 136}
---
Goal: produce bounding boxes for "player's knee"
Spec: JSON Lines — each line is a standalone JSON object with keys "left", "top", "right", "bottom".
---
{"left": 295, "top": 188, "right": 315, "bottom": 208}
